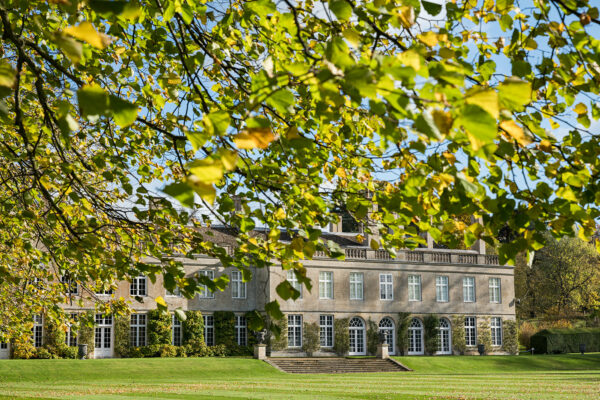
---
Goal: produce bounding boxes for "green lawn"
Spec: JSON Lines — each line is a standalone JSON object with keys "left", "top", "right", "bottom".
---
{"left": 0, "top": 354, "right": 598, "bottom": 399}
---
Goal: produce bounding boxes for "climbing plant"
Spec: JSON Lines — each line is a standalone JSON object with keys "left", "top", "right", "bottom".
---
{"left": 451, "top": 315, "right": 466, "bottom": 355}
{"left": 423, "top": 315, "right": 440, "bottom": 355}
{"left": 396, "top": 313, "right": 411, "bottom": 356}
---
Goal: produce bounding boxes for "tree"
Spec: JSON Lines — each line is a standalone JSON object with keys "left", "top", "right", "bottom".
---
{"left": 516, "top": 233, "right": 600, "bottom": 318}
{"left": 2, "top": 0, "right": 600, "bottom": 340}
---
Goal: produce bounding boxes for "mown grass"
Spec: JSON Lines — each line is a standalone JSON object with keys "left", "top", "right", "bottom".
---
{"left": 0, "top": 354, "right": 598, "bottom": 399}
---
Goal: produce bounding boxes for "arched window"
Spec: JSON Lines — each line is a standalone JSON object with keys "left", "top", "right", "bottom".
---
{"left": 349, "top": 317, "right": 366, "bottom": 355}
{"left": 408, "top": 318, "right": 424, "bottom": 355}
{"left": 438, "top": 318, "right": 452, "bottom": 354}
{"left": 378, "top": 317, "right": 395, "bottom": 354}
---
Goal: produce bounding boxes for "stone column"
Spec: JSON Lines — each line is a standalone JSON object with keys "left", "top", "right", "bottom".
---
{"left": 376, "top": 344, "right": 389, "bottom": 359}
{"left": 254, "top": 344, "right": 267, "bottom": 360}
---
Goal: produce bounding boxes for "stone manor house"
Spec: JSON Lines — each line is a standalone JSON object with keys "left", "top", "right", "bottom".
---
{"left": 0, "top": 222, "right": 515, "bottom": 359}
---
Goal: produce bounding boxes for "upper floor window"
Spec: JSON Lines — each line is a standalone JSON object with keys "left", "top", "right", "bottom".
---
{"left": 203, "top": 315, "right": 214, "bottom": 346}
{"left": 319, "top": 315, "right": 334, "bottom": 348}
{"left": 235, "top": 316, "right": 247, "bottom": 346}
{"left": 172, "top": 314, "right": 182, "bottom": 346}
{"left": 489, "top": 278, "right": 501, "bottom": 303}
{"left": 198, "top": 270, "right": 215, "bottom": 299}
{"left": 436, "top": 276, "right": 449, "bottom": 302}
{"left": 130, "top": 275, "right": 147, "bottom": 297}
{"left": 379, "top": 274, "right": 393, "bottom": 300}
{"left": 167, "top": 286, "right": 182, "bottom": 297}
{"left": 408, "top": 275, "right": 421, "bottom": 301}
{"left": 463, "top": 277, "right": 475, "bottom": 302}
{"left": 349, "top": 272, "right": 363, "bottom": 300}
{"left": 231, "top": 270, "right": 246, "bottom": 299}
{"left": 95, "top": 287, "right": 114, "bottom": 296}
{"left": 287, "top": 270, "right": 302, "bottom": 299}
{"left": 465, "top": 317, "right": 476, "bottom": 346}
{"left": 130, "top": 314, "right": 146, "bottom": 347}
{"left": 287, "top": 314, "right": 302, "bottom": 348}
{"left": 61, "top": 274, "right": 78, "bottom": 295}
{"left": 319, "top": 271, "right": 333, "bottom": 299}
{"left": 491, "top": 317, "right": 503, "bottom": 346}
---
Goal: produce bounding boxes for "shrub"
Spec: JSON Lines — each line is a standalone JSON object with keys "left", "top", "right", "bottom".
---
{"left": 211, "top": 344, "right": 227, "bottom": 357}
{"left": 302, "top": 322, "right": 319, "bottom": 355}
{"left": 519, "top": 319, "right": 573, "bottom": 349}
{"left": 141, "top": 344, "right": 161, "bottom": 357}
{"left": 333, "top": 318, "right": 349, "bottom": 356}
{"left": 366, "top": 319, "right": 378, "bottom": 355}
{"left": 12, "top": 338, "right": 36, "bottom": 359}
{"left": 35, "top": 347, "right": 53, "bottom": 359}
{"left": 147, "top": 310, "right": 171, "bottom": 346}
{"left": 176, "top": 345, "right": 187, "bottom": 357}
{"left": 423, "top": 315, "right": 440, "bottom": 355}
{"left": 214, "top": 311, "right": 236, "bottom": 349}
{"left": 43, "top": 317, "right": 66, "bottom": 358}
{"left": 183, "top": 310, "right": 204, "bottom": 345}
{"left": 60, "top": 345, "right": 79, "bottom": 359}
{"left": 270, "top": 316, "right": 287, "bottom": 351}
{"left": 396, "top": 313, "right": 411, "bottom": 356}
{"left": 128, "top": 347, "right": 144, "bottom": 358}
{"left": 477, "top": 317, "right": 492, "bottom": 354}
{"left": 159, "top": 344, "right": 177, "bottom": 357}
{"left": 114, "top": 314, "right": 130, "bottom": 358}
{"left": 451, "top": 315, "right": 466, "bottom": 355}
{"left": 530, "top": 328, "right": 600, "bottom": 354}
{"left": 502, "top": 320, "right": 519, "bottom": 355}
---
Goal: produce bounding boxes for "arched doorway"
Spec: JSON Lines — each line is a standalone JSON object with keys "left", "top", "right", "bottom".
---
{"left": 437, "top": 318, "right": 452, "bottom": 355}
{"left": 348, "top": 317, "right": 366, "bottom": 355}
{"left": 378, "top": 317, "right": 395, "bottom": 355}
{"left": 408, "top": 318, "right": 424, "bottom": 355}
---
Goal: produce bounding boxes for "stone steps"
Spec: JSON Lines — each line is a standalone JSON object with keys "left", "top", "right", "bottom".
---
{"left": 266, "top": 357, "right": 410, "bottom": 374}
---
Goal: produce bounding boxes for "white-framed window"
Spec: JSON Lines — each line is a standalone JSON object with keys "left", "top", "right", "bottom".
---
{"left": 130, "top": 314, "right": 146, "bottom": 347}
{"left": 198, "top": 270, "right": 215, "bottom": 299}
{"left": 408, "top": 275, "right": 421, "bottom": 301}
{"left": 65, "top": 313, "right": 78, "bottom": 347}
{"left": 0, "top": 342, "right": 7, "bottom": 350}
{"left": 166, "top": 286, "right": 182, "bottom": 297}
{"left": 95, "top": 287, "right": 114, "bottom": 296}
{"left": 94, "top": 314, "right": 112, "bottom": 350}
{"left": 172, "top": 314, "right": 183, "bottom": 346}
{"left": 130, "top": 275, "right": 147, "bottom": 297}
{"left": 235, "top": 316, "right": 247, "bottom": 346}
{"left": 319, "top": 271, "right": 333, "bottom": 299}
{"left": 465, "top": 317, "right": 477, "bottom": 346}
{"left": 408, "top": 318, "right": 424, "bottom": 355}
{"left": 438, "top": 318, "right": 452, "bottom": 354}
{"left": 61, "top": 274, "right": 78, "bottom": 295}
{"left": 491, "top": 317, "right": 502, "bottom": 346}
{"left": 231, "top": 270, "right": 246, "bottom": 299}
{"left": 463, "top": 277, "right": 475, "bottom": 302}
{"left": 489, "top": 278, "right": 501, "bottom": 303}
{"left": 203, "top": 315, "right": 214, "bottom": 346}
{"left": 33, "top": 315, "right": 43, "bottom": 348}
{"left": 379, "top": 274, "right": 393, "bottom": 300}
{"left": 287, "top": 314, "right": 302, "bottom": 348}
{"left": 319, "top": 315, "right": 333, "bottom": 348}
{"left": 379, "top": 317, "right": 395, "bottom": 354}
{"left": 436, "top": 275, "right": 449, "bottom": 302}
{"left": 287, "top": 270, "right": 302, "bottom": 299}
{"left": 349, "top": 272, "right": 363, "bottom": 300}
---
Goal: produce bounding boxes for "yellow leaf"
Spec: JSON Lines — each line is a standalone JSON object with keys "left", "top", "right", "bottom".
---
{"left": 64, "top": 22, "right": 110, "bottom": 49}
{"left": 218, "top": 149, "right": 238, "bottom": 171}
{"left": 335, "top": 167, "right": 347, "bottom": 179}
{"left": 186, "top": 175, "right": 216, "bottom": 204}
{"left": 538, "top": 139, "right": 553, "bottom": 152}
{"left": 234, "top": 127, "right": 276, "bottom": 149}
{"left": 556, "top": 186, "right": 577, "bottom": 202}
{"left": 189, "top": 159, "right": 224, "bottom": 184}
{"left": 155, "top": 296, "right": 166, "bottom": 307}
{"left": 343, "top": 28, "right": 361, "bottom": 48}
{"left": 432, "top": 109, "right": 453, "bottom": 134}
{"left": 370, "top": 239, "right": 380, "bottom": 250}
{"left": 398, "top": 49, "right": 421, "bottom": 71}
{"left": 418, "top": 31, "right": 438, "bottom": 47}
{"left": 285, "top": 125, "right": 301, "bottom": 140}
{"left": 500, "top": 120, "right": 532, "bottom": 146}
{"left": 274, "top": 208, "right": 286, "bottom": 219}
{"left": 466, "top": 89, "right": 499, "bottom": 119}
{"left": 442, "top": 152, "right": 456, "bottom": 164}
{"left": 574, "top": 102, "right": 587, "bottom": 115}
{"left": 397, "top": 6, "right": 415, "bottom": 28}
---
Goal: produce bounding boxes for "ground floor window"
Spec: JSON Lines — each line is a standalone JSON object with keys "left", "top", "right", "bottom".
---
{"left": 65, "top": 313, "right": 78, "bottom": 347}
{"left": 319, "top": 315, "right": 333, "bottom": 348}
{"left": 95, "top": 314, "right": 112, "bottom": 350}
{"left": 33, "top": 315, "right": 43, "bottom": 348}
{"left": 438, "top": 318, "right": 451, "bottom": 354}
{"left": 465, "top": 317, "right": 476, "bottom": 346}
{"left": 0, "top": 342, "right": 7, "bottom": 349}
{"left": 408, "top": 318, "right": 423, "bottom": 355}
{"left": 349, "top": 317, "right": 366, "bottom": 355}
{"left": 491, "top": 317, "right": 502, "bottom": 346}
{"left": 378, "top": 317, "right": 395, "bottom": 354}
{"left": 288, "top": 315, "right": 302, "bottom": 348}
{"left": 235, "top": 316, "right": 247, "bottom": 346}
{"left": 172, "top": 314, "right": 182, "bottom": 346}
{"left": 203, "top": 315, "right": 214, "bottom": 346}
{"left": 130, "top": 314, "right": 146, "bottom": 347}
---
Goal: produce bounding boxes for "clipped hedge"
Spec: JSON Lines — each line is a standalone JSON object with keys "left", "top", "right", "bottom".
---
{"left": 333, "top": 318, "right": 349, "bottom": 356}
{"left": 502, "top": 320, "right": 519, "bottom": 355}
{"left": 214, "top": 311, "right": 235, "bottom": 348}
{"left": 477, "top": 317, "right": 492, "bottom": 354}
{"left": 451, "top": 315, "right": 466, "bottom": 355}
{"left": 114, "top": 314, "right": 130, "bottom": 358}
{"left": 531, "top": 328, "right": 600, "bottom": 354}
{"left": 396, "top": 312, "right": 411, "bottom": 356}
{"left": 423, "top": 315, "right": 439, "bottom": 355}
{"left": 148, "top": 309, "right": 171, "bottom": 346}
{"left": 366, "top": 319, "right": 378, "bottom": 355}
{"left": 302, "top": 322, "right": 319, "bottom": 355}
{"left": 183, "top": 310, "right": 204, "bottom": 345}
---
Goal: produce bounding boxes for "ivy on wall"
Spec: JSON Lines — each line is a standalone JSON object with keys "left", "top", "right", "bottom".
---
{"left": 333, "top": 318, "right": 349, "bottom": 356}
{"left": 147, "top": 310, "right": 171, "bottom": 346}
{"left": 302, "top": 322, "right": 319, "bottom": 355}
{"left": 366, "top": 319, "right": 378, "bottom": 356}
{"left": 502, "top": 320, "right": 519, "bottom": 355}
{"left": 114, "top": 314, "right": 130, "bottom": 358}
{"left": 214, "top": 311, "right": 235, "bottom": 348}
{"left": 42, "top": 316, "right": 66, "bottom": 358}
{"left": 183, "top": 310, "right": 204, "bottom": 345}
{"left": 423, "top": 315, "right": 440, "bottom": 355}
{"left": 270, "top": 315, "right": 287, "bottom": 351}
{"left": 478, "top": 317, "right": 492, "bottom": 354}
{"left": 396, "top": 313, "right": 411, "bottom": 356}
{"left": 451, "top": 315, "right": 466, "bottom": 355}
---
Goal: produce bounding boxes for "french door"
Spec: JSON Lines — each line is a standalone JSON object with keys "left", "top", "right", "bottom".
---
{"left": 94, "top": 314, "right": 113, "bottom": 358}
{"left": 0, "top": 342, "right": 9, "bottom": 359}
{"left": 348, "top": 317, "right": 366, "bottom": 355}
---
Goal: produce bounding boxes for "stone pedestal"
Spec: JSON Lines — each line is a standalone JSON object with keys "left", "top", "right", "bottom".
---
{"left": 376, "top": 344, "right": 389, "bottom": 359}
{"left": 254, "top": 344, "right": 267, "bottom": 360}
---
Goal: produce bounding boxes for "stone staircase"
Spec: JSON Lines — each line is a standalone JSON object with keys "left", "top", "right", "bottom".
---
{"left": 266, "top": 357, "right": 410, "bottom": 374}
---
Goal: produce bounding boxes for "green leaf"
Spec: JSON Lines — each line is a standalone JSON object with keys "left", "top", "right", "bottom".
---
{"left": 174, "top": 308, "right": 187, "bottom": 322}
{"left": 265, "top": 300, "right": 284, "bottom": 320}
{"left": 63, "top": 21, "right": 108, "bottom": 49}
{"left": 188, "top": 158, "right": 224, "bottom": 184}
{"left": 108, "top": 95, "right": 138, "bottom": 127}
{"left": 414, "top": 111, "right": 442, "bottom": 140}
{"left": 266, "top": 89, "right": 295, "bottom": 114}
{"left": 246, "top": 310, "right": 264, "bottom": 331}
{"left": 329, "top": 0, "right": 353, "bottom": 21}
{"left": 203, "top": 110, "right": 230, "bottom": 137}
{"left": 78, "top": 84, "right": 110, "bottom": 118}
{"left": 163, "top": 182, "right": 195, "bottom": 208}
{"left": 89, "top": 1, "right": 141, "bottom": 19}
{"left": 54, "top": 34, "right": 83, "bottom": 63}
{"left": 460, "top": 104, "right": 497, "bottom": 147}
{"left": 276, "top": 280, "right": 300, "bottom": 300}
{"left": 326, "top": 37, "right": 354, "bottom": 68}
{"left": 498, "top": 78, "right": 531, "bottom": 111}
{"left": 0, "top": 60, "right": 16, "bottom": 87}
{"left": 422, "top": 0, "right": 443, "bottom": 16}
